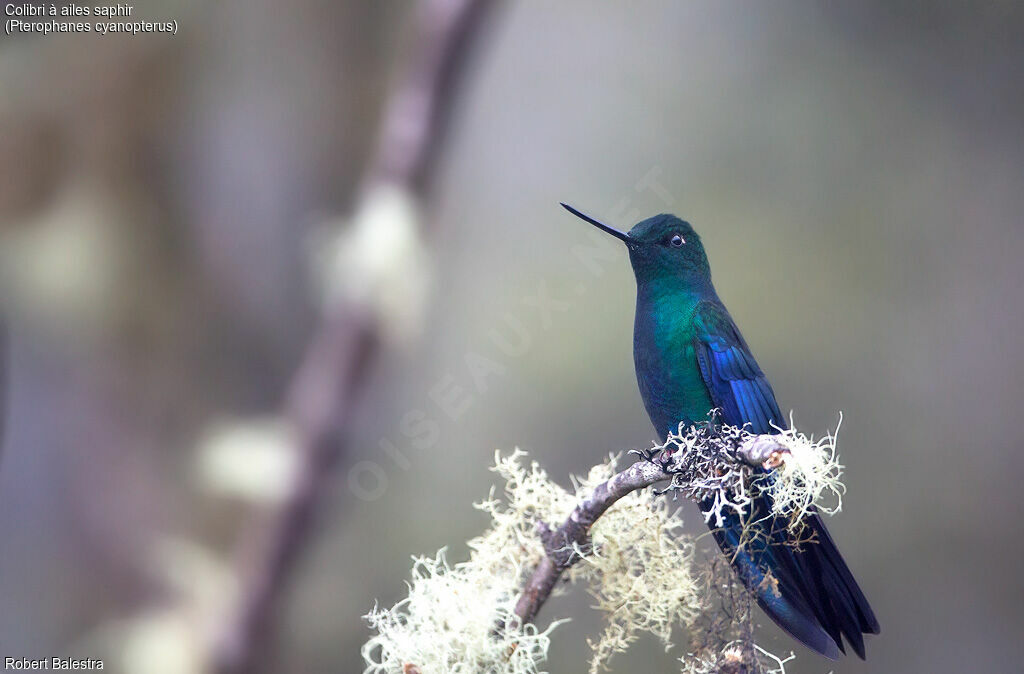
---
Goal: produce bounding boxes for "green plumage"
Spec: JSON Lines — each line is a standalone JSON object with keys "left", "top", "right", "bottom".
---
{"left": 562, "top": 204, "right": 879, "bottom": 660}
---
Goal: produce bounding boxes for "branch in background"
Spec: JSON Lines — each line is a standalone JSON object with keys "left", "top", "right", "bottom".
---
{"left": 512, "top": 434, "right": 788, "bottom": 630}
{"left": 211, "top": 1, "right": 494, "bottom": 671}
{"left": 367, "top": 0, "right": 494, "bottom": 194}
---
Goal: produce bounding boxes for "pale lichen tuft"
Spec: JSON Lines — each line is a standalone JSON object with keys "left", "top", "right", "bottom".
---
{"left": 761, "top": 413, "right": 845, "bottom": 526}
{"left": 362, "top": 450, "right": 572, "bottom": 674}
{"left": 364, "top": 414, "right": 848, "bottom": 674}
{"left": 566, "top": 457, "right": 701, "bottom": 673}
{"left": 656, "top": 414, "right": 846, "bottom": 535}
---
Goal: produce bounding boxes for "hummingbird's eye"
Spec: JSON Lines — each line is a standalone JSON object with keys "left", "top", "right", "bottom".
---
{"left": 670, "top": 234, "right": 685, "bottom": 247}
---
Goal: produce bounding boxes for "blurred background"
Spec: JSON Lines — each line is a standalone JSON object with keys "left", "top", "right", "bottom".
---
{"left": 2, "top": 1, "right": 1023, "bottom": 672}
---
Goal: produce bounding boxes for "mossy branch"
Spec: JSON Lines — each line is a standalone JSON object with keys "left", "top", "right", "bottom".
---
{"left": 511, "top": 433, "right": 790, "bottom": 629}
{"left": 363, "top": 419, "right": 843, "bottom": 674}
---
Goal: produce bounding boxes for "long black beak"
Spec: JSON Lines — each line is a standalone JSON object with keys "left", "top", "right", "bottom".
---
{"left": 560, "top": 202, "right": 629, "bottom": 242}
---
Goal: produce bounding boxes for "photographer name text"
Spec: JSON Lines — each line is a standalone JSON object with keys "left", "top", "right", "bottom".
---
{"left": 4, "top": 658, "right": 103, "bottom": 671}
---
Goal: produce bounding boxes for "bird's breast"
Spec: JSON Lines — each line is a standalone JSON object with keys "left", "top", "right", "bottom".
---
{"left": 632, "top": 293, "right": 715, "bottom": 438}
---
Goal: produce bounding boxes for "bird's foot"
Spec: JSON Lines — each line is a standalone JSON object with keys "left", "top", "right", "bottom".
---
{"left": 762, "top": 450, "right": 788, "bottom": 470}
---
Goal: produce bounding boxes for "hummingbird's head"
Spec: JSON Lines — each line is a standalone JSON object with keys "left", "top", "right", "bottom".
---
{"left": 561, "top": 204, "right": 711, "bottom": 287}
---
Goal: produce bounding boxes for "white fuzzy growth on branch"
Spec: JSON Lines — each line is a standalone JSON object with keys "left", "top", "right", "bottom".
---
{"left": 314, "top": 184, "right": 432, "bottom": 343}
{"left": 363, "top": 415, "right": 848, "bottom": 674}
{"left": 362, "top": 451, "right": 571, "bottom": 674}
{"left": 362, "top": 548, "right": 563, "bottom": 674}
{"left": 764, "top": 413, "right": 845, "bottom": 525}
{"left": 682, "top": 642, "right": 795, "bottom": 674}
{"left": 565, "top": 459, "right": 700, "bottom": 673}
{"left": 656, "top": 415, "right": 845, "bottom": 532}
{"left": 362, "top": 451, "right": 699, "bottom": 673}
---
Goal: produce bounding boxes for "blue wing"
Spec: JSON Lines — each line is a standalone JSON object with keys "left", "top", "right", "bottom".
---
{"left": 692, "top": 300, "right": 784, "bottom": 434}
{"left": 691, "top": 301, "right": 879, "bottom": 659}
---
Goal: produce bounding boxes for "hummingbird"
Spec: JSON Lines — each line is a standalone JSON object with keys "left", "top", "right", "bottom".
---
{"left": 562, "top": 203, "right": 879, "bottom": 659}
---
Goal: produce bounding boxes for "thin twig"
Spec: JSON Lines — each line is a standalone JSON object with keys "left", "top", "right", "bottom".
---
{"left": 512, "top": 435, "right": 785, "bottom": 628}
{"left": 512, "top": 457, "right": 668, "bottom": 626}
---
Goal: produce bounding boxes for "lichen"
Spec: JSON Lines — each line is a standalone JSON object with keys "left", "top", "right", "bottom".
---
{"left": 363, "top": 414, "right": 847, "bottom": 674}
{"left": 656, "top": 414, "right": 845, "bottom": 535}
{"left": 761, "top": 413, "right": 845, "bottom": 526}
{"left": 565, "top": 459, "right": 701, "bottom": 673}
{"left": 362, "top": 450, "right": 572, "bottom": 674}
{"left": 362, "top": 548, "right": 562, "bottom": 674}
{"left": 362, "top": 451, "right": 699, "bottom": 673}
{"left": 681, "top": 642, "right": 795, "bottom": 674}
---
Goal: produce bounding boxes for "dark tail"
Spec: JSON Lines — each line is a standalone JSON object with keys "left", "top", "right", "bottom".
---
{"left": 708, "top": 495, "right": 880, "bottom": 659}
